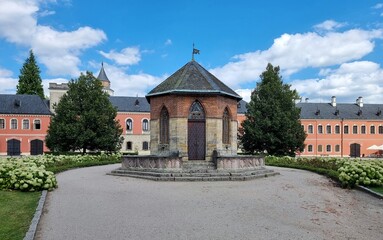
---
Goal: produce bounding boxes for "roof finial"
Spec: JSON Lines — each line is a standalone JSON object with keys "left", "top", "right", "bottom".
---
{"left": 192, "top": 43, "right": 200, "bottom": 61}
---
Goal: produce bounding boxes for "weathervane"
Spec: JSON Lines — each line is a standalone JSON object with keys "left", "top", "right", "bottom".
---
{"left": 192, "top": 43, "right": 200, "bottom": 61}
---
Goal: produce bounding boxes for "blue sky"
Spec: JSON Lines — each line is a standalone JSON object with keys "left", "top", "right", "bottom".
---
{"left": 1, "top": 0, "right": 383, "bottom": 103}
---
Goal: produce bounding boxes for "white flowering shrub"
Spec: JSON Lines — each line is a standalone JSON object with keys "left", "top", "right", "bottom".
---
{"left": 0, "top": 153, "right": 121, "bottom": 192}
{"left": 0, "top": 158, "right": 57, "bottom": 191}
{"left": 337, "top": 160, "right": 383, "bottom": 188}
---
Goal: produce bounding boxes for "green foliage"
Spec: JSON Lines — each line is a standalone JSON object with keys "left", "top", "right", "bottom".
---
{"left": 0, "top": 154, "right": 121, "bottom": 191}
{"left": 0, "top": 191, "right": 41, "bottom": 240}
{"left": 16, "top": 50, "right": 44, "bottom": 99}
{"left": 0, "top": 158, "right": 56, "bottom": 191}
{"left": 241, "top": 63, "right": 306, "bottom": 156}
{"left": 46, "top": 72, "right": 123, "bottom": 153}
{"left": 337, "top": 159, "right": 383, "bottom": 188}
{"left": 265, "top": 156, "right": 383, "bottom": 188}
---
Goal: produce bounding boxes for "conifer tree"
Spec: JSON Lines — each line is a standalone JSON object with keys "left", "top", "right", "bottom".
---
{"left": 17, "top": 50, "right": 44, "bottom": 99}
{"left": 241, "top": 63, "right": 306, "bottom": 156}
{"left": 46, "top": 72, "right": 123, "bottom": 153}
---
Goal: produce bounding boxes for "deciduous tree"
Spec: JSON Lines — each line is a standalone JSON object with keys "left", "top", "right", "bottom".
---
{"left": 46, "top": 72, "right": 123, "bottom": 153}
{"left": 241, "top": 63, "right": 306, "bottom": 156}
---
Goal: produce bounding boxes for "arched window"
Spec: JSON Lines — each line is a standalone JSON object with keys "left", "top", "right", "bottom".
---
{"left": 307, "top": 145, "right": 313, "bottom": 152}
{"left": 361, "top": 125, "right": 366, "bottom": 134}
{"left": 335, "top": 145, "right": 340, "bottom": 152}
{"left": 222, "top": 108, "right": 230, "bottom": 144}
{"left": 326, "top": 145, "right": 331, "bottom": 152}
{"left": 379, "top": 125, "right": 383, "bottom": 134}
{"left": 34, "top": 119, "right": 41, "bottom": 130}
{"left": 318, "top": 125, "right": 323, "bottom": 134}
{"left": 307, "top": 125, "right": 313, "bottom": 134}
{"left": 326, "top": 125, "right": 331, "bottom": 134}
{"left": 335, "top": 125, "right": 340, "bottom": 134}
{"left": 142, "top": 141, "right": 149, "bottom": 150}
{"left": 11, "top": 119, "right": 17, "bottom": 129}
{"left": 160, "top": 107, "right": 169, "bottom": 144}
{"left": 370, "top": 125, "right": 375, "bottom": 134}
{"left": 344, "top": 125, "right": 349, "bottom": 134}
{"left": 318, "top": 145, "right": 323, "bottom": 152}
{"left": 126, "top": 119, "right": 133, "bottom": 131}
{"left": 23, "top": 119, "right": 29, "bottom": 129}
{"left": 142, "top": 119, "right": 149, "bottom": 131}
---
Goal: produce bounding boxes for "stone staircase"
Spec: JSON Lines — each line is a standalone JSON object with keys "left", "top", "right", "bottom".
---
{"left": 109, "top": 160, "right": 279, "bottom": 181}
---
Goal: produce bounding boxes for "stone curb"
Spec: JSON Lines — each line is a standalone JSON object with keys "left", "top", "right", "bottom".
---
{"left": 24, "top": 190, "right": 47, "bottom": 240}
{"left": 356, "top": 185, "right": 383, "bottom": 200}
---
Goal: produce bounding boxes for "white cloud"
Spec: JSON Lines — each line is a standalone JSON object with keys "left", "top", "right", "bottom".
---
{"left": 0, "top": 67, "right": 17, "bottom": 94}
{"left": 373, "top": 3, "right": 383, "bottom": 9}
{"left": 0, "top": 0, "right": 106, "bottom": 76}
{"left": 96, "top": 64, "right": 165, "bottom": 97}
{"left": 314, "top": 20, "right": 346, "bottom": 32}
{"left": 210, "top": 28, "right": 383, "bottom": 89}
{"left": 99, "top": 47, "right": 141, "bottom": 66}
{"left": 291, "top": 61, "right": 383, "bottom": 103}
{"left": 165, "top": 39, "right": 172, "bottom": 46}
{"left": 235, "top": 89, "right": 252, "bottom": 103}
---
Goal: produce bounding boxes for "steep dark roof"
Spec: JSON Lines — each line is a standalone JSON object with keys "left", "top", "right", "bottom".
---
{"left": 237, "top": 100, "right": 248, "bottom": 114}
{"left": 97, "top": 63, "right": 110, "bottom": 83}
{"left": 109, "top": 96, "right": 150, "bottom": 112}
{"left": 146, "top": 60, "right": 242, "bottom": 101}
{"left": 0, "top": 94, "right": 51, "bottom": 115}
{"left": 297, "top": 102, "right": 383, "bottom": 120}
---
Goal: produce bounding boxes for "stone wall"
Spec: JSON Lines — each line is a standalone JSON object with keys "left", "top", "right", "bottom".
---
{"left": 216, "top": 156, "right": 265, "bottom": 171}
{"left": 121, "top": 155, "right": 183, "bottom": 171}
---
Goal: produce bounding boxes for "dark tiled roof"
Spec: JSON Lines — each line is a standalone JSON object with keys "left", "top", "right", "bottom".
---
{"left": 109, "top": 96, "right": 150, "bottom": 112}
{"left": 0, "top": 94, "right": 51, "bottom": 115}
{"left": 97, "top": 63, "right": 110, "bottom": 83}
{"left": 237, "top": 100, "right": 248, "bottom": 114}
{"left": 297, "top": 102, "right": 383, "bottom": 120}
{"left": 146, "top": 60, "right": 242, "bottom": 101}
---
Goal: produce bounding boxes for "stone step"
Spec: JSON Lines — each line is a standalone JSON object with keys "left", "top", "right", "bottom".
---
{"left": 108, "top": 168, "right": 279, "bottom": 181}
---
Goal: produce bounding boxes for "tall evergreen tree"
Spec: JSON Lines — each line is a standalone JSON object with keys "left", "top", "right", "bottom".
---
{"left": 46, "top": 72, "right": 123, "bottom": 153}
{"left": 241, "top": 63, "right": 306, "bottom": 156}
{"left": 16, "top": 50, "right": 44, "bottom": 99}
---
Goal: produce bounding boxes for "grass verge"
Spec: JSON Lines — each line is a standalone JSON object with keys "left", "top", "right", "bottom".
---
{"left": 0, "top": 191, "right": 41, "bottom": 240}
{"left": 368, "top": 186, "right": 383, "bottom": 195}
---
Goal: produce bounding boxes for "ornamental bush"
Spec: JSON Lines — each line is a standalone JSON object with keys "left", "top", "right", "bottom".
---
{"left": 0, "top": 158, "right": 56, "bottom": 191}
{"left": 0, "top": 153, "right": 121, "bottom": 192}
{"left": 265, "top": 156, "right": 383, "bottom": 188}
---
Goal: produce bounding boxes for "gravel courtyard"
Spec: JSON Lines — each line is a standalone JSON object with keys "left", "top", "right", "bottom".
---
{"left": 36, "top": 164, "right": 383, "bottom": 240}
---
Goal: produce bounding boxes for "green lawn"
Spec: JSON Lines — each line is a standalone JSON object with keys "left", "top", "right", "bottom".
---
{"left": 368, "top": 186, "right": 383, "bottom": 195}
{"left": 0, "top": 191, "right": 41, "bottom": 240}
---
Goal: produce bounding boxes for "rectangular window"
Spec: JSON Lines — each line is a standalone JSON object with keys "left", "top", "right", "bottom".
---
{"left": 23, "top": 119, "right": 29, "bottom": 129}
{"left": 353, "top": 125, "right": 358, "bottom": 134}
{"left": 335, "top": 125, "right": 340, "bottom": 134}
{"left": 326, "top": 125, "right": 331, "bottom": 134}
{"left": 361, "top": 126, "right": 366, "bottom": 134}
{"left": 318, "top": 125, "right": 323, "bottom": 134}
{"left": 34, "top": 120, "right": 41, "bottom": 130}
{"left": 126, "top": 141, "right": 132, "bottom": 150}
{"left": 326, "top": 145, "right": 331, "bottom": 152}
{"left": 142, "top": 141, "right": 149, "bottom": 150}
{"left": 308, "top": 125, "right": 313, "bottom": 134}
{"left": 318, "top": 145, "right": 323, "bottom": 152}
{"left": 0, "top": 119, "right": 4, "bottom": 129}
{"left": 379, "top": 126, "right": 383, "bottom": 134}
{"left": 344, "top": 125, "right": 349, "bottom": 134}
{"left": 370, "top": 125, "right": 375, "bottom": 134}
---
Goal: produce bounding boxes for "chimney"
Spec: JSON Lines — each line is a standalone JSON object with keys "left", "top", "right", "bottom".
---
{"left": 331, "top": 96, "right": 336, "bottom": 107}
{"left": 305, "top": 98, "right": 309, "bottom": 103}
{"left": 356, "top": 96, "right": 363, "bottom": 107}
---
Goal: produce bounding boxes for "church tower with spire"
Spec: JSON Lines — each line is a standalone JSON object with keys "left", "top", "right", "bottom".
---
{"left": 97, "top": 62, "right": 114, "bottom": 96}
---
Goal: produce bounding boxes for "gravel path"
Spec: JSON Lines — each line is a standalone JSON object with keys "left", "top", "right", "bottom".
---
{"left": 36, "top": 164, "right": 383, "bottom": 240}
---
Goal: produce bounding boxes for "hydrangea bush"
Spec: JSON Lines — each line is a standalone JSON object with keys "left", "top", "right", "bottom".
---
{"left": 266, "top": 156, "right": 383, "bottom": 188}
{"left": 0, "top": 153, "right": 121, "bottom": 192}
